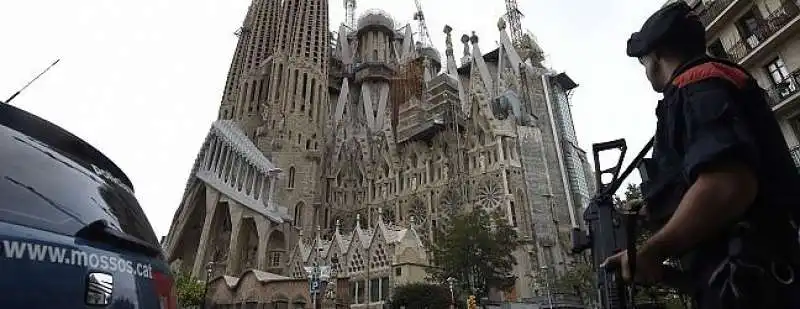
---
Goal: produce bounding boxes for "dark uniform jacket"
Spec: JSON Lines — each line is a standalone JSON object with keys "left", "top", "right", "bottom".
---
{"left": 642, "top": 56, "right": 800, "bottom": 271}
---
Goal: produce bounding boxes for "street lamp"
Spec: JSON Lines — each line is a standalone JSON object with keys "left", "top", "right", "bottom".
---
{"left": 540, "top": 265, "right": 554, "bottom": 309}
{"left": 446, "top": 277, "right": 456, "bottom": 309}
{"left": 202, "top": 261, "right": 215, "bottom": 309}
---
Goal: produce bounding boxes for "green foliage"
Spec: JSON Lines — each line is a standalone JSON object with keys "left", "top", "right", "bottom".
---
{"left": 175, "top": 272, "right": 205, "bottom": 307}
{"left": 552, "top": 260, "right": 594, "bottom": 302}
{"left": 428, "top": 208, "right": 519, "bottom": 299}
{"left": 388, "top": 283, "right": 461, "bottom": 309}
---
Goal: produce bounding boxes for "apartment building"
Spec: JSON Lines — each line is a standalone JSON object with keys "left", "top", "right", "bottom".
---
{"left": 683, "top": 0, "right": 800, "bottom": 167}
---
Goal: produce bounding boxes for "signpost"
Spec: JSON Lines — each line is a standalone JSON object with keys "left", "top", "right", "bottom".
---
{"left": 306, "top": 265, "right": 333, "bottom": 309}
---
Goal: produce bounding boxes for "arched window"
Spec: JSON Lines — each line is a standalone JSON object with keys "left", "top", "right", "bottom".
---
{"left": 324, "top": 208, "right": 330, "bottom": 228}
{"left": 249, "top": 81, "right": 256, "bottom": 103}
{"left": 288, "top": 167, "right": 296, "bottom": 189}
{"left": 294, "top": 202, "right": 305, "bottom": 227}
{"left": 509, "top": 201, "right": 518, "bottom": 227}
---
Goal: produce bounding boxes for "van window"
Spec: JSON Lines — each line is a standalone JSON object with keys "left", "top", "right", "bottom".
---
{"left": 0, "top": 127, "right": 159, "bottom": 247}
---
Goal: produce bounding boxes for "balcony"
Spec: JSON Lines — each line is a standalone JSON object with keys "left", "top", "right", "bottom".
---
{"left": 354, "top": 61, "right": 395, "bottom": 83}
{"left": 697, "top": 0, "right": 735, "bottom": 26}
{"left": 791, "top": 145, "right": 800, "bottom": 168}
{"left": 724, "top": 1, "right": 800, "bottom": 65}
{"left": 766, "top": 70, "right": 800, "bottom": 110}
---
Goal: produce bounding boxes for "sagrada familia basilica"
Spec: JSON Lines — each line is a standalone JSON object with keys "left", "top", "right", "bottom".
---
{"left": 162, "top": 0, "right": 595, "bottom": 307}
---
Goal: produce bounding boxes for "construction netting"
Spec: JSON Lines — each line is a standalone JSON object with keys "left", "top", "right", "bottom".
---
{"left": 389, "top": 58, "right": 425, "bottom": 136}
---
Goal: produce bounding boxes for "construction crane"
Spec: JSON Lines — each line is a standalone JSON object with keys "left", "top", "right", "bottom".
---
{"left": 504, "top": 0, "right": 545, "bottom": 64}
{"left": 504, "top": 0, "right": 524, "bottom": 47}
{"left": 412, "top": 0, "right": 434, "bottom": 47}
{"left": 344, "top": 0, "right": 357, "bottom": 30}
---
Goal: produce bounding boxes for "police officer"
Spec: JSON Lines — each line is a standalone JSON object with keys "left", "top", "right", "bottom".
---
{"left": 602, "top": 1, "right": 800, "bottom": 308}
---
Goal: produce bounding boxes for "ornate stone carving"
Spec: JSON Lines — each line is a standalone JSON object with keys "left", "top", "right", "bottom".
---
{"left": 408, "top": 197, "right": 426, "bottom": 225}
{"left": 476, "top": 179, "right": 503, "bottom": 210}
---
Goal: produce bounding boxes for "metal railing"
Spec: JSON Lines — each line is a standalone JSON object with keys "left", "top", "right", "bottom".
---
{"left": 724, "top": 1, "right": 800, "bottom": 63}
{"left": 695, "top": 0, "right": 737, "bottom": 27}
{"left": 766, "top": 70, "right": 800, "bottom": 107}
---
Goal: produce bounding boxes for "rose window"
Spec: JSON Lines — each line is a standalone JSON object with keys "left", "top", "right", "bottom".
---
{"left": 477, "top": 180, "right": 503, "bottom": 210}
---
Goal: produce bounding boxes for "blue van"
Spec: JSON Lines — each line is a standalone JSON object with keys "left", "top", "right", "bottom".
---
{"left": 0, "top": 102, "right": 176, "bottom": 309}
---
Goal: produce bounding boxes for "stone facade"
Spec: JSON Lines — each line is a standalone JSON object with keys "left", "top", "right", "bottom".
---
{"left": 163, "top": 0, "right": 595, "bottom": 306}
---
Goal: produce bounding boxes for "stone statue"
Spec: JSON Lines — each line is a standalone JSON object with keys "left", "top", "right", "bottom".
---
{"left": 325, "top": 281, "right": 337, "bottom": 300}
{"left": 461, "top": 34, "right": 471, "bottom": 58}
{"left": 444, "top": 25, "right": 454, "bottom": 56}
{"left": 478, "top": 154, "right": 486, "bottom": 172}
{"left": 411, "top": 174, "right": 418, "bottom": 191}
{"left": 442, "top": 164, "right": 449, "bottom": 180}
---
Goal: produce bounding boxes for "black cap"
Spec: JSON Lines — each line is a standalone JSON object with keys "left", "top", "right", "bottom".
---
{"left": 626, "top": 1, "right": 705, "bottom": 57}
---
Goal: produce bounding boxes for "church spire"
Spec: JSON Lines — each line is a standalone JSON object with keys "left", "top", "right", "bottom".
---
{"left": 218, "top": 0, "right": 283, "bottom": 120}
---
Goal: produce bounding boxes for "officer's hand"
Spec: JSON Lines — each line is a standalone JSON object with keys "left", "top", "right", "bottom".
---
{"left": 600, "top": 250, "right": 663, "bottom": 284}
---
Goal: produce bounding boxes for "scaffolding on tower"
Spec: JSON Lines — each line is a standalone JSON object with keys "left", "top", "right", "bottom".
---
{"left": 389, "top": 59, "right": 425, "bottom": 139}
{"left": 503, "top": 0, "right": 545, "bottom": 66}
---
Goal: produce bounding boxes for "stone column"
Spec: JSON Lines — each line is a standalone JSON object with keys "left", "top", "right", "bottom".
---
{"left": 225, "top": 203, "right": 244, "bottom": 275}
{"left": 268, "top": 176, "right": 276, "bottom": 210}
{"left": 255, "top": 217, "right": 270, "bottom": 269}
{"left": 257, "top": 173, "right": 267, "bottom": 202}
{"left": 203, "top": 137, "right": 216, "bottom": 170}
{"left": 497, "top": 137, "right": 513, "bottom": 223}
{"left": 192, "top": 186, "right": 221, "bottom": 276}
{"left": 425, "top": 160, "right": 431, "bottom": 183}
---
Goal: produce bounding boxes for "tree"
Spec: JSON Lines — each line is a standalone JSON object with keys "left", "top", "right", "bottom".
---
{"left": 552, "top": 261, "right": 594, "bottom": 303}
{"left": 175, "top": 272, "right": 205, "bottom": 307}
{"left": 428, "top": 208, "right": 519, "bottom": 300}
{"left": 388, "top": 283, "right": 461, "bottom": 309}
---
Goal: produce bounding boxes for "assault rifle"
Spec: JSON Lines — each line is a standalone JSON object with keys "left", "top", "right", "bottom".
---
{"left": 571, "top": 138, "right": 691, "bottom": 309}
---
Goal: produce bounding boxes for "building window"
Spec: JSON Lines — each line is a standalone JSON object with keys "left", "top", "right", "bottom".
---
{"left": 370, "top": 278, "right": 380, "bottom": 302}
{"left": 288, "top": 167, "right": 296, "bottom": 188}
{"left": 509, "top": 201, "right": 518, "bottom": 227}
{"left": 268, "top": 251, "right": 282, "bottom": 267}
{"left": 356, "top": 280, "right": 366, "bottom": 304}
{"left": 736, "top": 10, "right": 762, "bottom": 48}
{"left": 766, "top": 57, "right": 797, "bottom": 98}
{"left": 381, "top": 277, "right": 390, "bottom": 300}
{"left": 294, "top": 202, "right": 304, "bottom": 227}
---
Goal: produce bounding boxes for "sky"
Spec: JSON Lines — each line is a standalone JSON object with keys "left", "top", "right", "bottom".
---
{"left": 0, "top": 0, "right": 667, "bottom": 238}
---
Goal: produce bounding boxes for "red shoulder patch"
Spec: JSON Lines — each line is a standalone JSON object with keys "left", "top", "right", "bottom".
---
{"left": 672, "top": 62, "right": 749, "bottom": 89}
